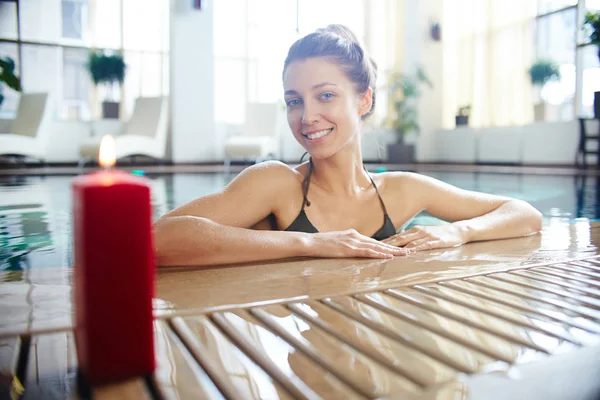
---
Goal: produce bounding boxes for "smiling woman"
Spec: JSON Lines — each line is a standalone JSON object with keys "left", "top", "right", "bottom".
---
{"left": 152, "top": 24, "right": 543, "bottom": 268}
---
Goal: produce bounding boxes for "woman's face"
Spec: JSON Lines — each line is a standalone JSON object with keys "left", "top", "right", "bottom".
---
{"left": 283, "top": 57, "right": 371, "bottom": 160}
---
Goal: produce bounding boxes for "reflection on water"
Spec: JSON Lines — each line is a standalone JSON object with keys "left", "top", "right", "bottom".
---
{"left": 0, "top": 207, "right": 51, "bottom": 270}
{"left": 0, "top": 170, "right": 598, "bottom": 271}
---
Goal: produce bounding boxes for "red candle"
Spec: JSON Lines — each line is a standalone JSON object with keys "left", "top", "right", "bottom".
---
{"left": 72, "top": 135, "right": 155, "bottom": 385}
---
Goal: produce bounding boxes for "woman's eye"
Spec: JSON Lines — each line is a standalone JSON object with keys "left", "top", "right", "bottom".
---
{"left": 320, "top": 93, "right": 334, "bottom": 101}
{"left": 286, "top": 99, "right": 301, "bottom": 107}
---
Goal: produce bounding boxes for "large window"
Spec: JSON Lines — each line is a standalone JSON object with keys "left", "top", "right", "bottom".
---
{"left": 538, "top": 0, "right": 577, "bottom": 14}
{"left": 442, "top": 0, "right": 538, "bottom": 128}
{"left": 535, "top": 3, "right": 577, "bottom": 121}
{"left": 213, "top": 0, "right": 375, "bottom": 126}
{"left": 0, "top": 0, "right": 169, "bottom": 120}
{"left": 442, "top": 0, "right": 600, "bottom": 128}
{"left": 578, "top": 0, "right": 600, "bottom": 117}
{"left": 579, "top": 44, "right": 600, "bottom": 117}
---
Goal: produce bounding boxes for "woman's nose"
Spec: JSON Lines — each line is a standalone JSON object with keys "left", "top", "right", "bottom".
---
{"left": 301, "top": 102, "right": 319, "bottom": 125}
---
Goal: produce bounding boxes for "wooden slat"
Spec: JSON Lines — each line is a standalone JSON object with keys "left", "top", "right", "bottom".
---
{"left": 212, "top": 309, "right": 364, "bottom": 400}
{"left": 0, "top": 281, "right": 72, "bottom": 338}
{"left": 410, "top": 285, "right": 569, "bottom": 353}
{"left": 487, "top": 273, "right": 600, "bottom": 310}
{"left": 554, "top": 263, "right": 600, "bottom": 279}
{"left": 22, "top": 333, "right": 77, "bottom": 400}
{"left": 252, "top": 304, "right": 420, "bottom": 397}
{"left": 173, "top": 314, "right": 297, "bottom": 399}
{"left": 323, "top": 297, "right": 498, "bottom": 374}
{"left": 170, "top": 317, "right": 247, "bottom": 400}
{"left": 577, "top": 258, "right": 600, "bottom": 269}
{"left": 569, "top": 260, "right": 600, "bottom": 273}
{"left": 153, "top": 320, "right": 225, "bottom": 400}
{"left": 286, "top": 301, "right": 458, "bottom": 387}
{"left": 533, "top": 267, "right": 600, "bottom": 287}
{"left": 511, "top": 270, "right": 600, "bottom": 298}
{"left": 381, "top": 288, "right": 550, "bottom": 354}
{"left": 358, "top": 291, "right": 539, "bottom": 364}
{"left": 438, "top": 281, "right": 583, "bottom": 346}
{"left": 94, "top": 378, "right": 152, "bottom": 400}
{"left": 0, "top": 336, "right": 22, "bottom": 399}
{"left": 467, "top": 277, "right": 600, "bottom": 330}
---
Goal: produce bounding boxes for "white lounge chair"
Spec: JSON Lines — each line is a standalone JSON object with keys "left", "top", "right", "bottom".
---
{"left": 79, "top": 96, "right": 169, "bottom": 166}
{"left": 224, "top": 102, "right": 280, "bottom": 166}
{"left": 0, "top": 92, "right": 51, "bottom": 162}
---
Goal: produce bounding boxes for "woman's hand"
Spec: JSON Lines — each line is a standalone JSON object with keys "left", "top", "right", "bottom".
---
{"left": 305, "top": 229, "right": 412, "bottom": 259}
{"left": 381, "top": 225, "right": 467, "bottom": 251}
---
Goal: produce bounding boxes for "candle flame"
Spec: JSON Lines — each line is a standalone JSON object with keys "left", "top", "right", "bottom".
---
{"left": 99, "top": 135, "right": 116, "bottom": 168}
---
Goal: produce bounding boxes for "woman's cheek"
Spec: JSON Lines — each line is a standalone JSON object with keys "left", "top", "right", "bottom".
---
{"left": 287, "top": 108, "right": 301, "bottom": 127}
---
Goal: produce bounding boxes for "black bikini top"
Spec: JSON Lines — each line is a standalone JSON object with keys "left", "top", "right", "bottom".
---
{"left": 284, "top": 159, "right": 396, "bottom": 241}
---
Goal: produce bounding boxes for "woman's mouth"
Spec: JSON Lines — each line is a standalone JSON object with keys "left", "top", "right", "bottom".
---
{"left": 303, "top": 128, "right": 333, "bottom": 141}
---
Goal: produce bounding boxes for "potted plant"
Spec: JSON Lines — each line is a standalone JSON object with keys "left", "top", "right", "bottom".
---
{"left": 386, "top": 67, "right": 432, "bottom": 163}
{"left": 0, "top": 56, "right": 22, "bottom": 108}
{"left": 528, "top": 59, "right": 560, "bottom": 121}
{"left": 455, "top": 105, "right": 471, "bottom": 126}
{"left": 87, "top": 50, "right": 126, "bottom": 119}
{"left": 584, "top": 11, "right": 600, "bottom": 118}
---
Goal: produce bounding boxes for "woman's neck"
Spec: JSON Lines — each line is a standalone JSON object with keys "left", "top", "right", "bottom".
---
{"left": 309, "top": 143, "right": 371, "bottom": 197}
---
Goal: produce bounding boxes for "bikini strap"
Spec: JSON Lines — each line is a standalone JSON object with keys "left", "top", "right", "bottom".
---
{"left": 304, "top": 162, "right": 385, "bottom": 213}
{"left": 364, "top": 166, "right": 390, "bottom": 216}
{"left": 301, "top": 158, "right": 313, "bottom": 209}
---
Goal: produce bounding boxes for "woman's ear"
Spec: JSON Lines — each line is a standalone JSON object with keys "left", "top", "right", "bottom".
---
{"left": 359, "top": 87, "right": 373, "bottom": 116}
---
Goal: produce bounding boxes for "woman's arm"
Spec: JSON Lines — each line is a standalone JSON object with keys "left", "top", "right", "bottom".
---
{"left": 383, "top": 173, "right": 542, "bottom": 250}
{"left": 154, "top": 161, "right": 303, "bottom": 266}
{"left": 154, "top": 162, "right": 408, "bottom": 266}
{"left": 154, "top": 215, "right": 311, "bottom": 266}
{"left": 449, "top": 200, "right": 542, "bottom": 243}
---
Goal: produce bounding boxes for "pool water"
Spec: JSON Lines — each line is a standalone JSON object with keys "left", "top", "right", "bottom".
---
{"left": 1, "top": 170, "right": 598, "bottom": 271}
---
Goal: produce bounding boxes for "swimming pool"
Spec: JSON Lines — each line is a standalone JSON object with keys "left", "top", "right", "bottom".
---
{"left": 0, "top": 169, "right": 598, "bottom": 271}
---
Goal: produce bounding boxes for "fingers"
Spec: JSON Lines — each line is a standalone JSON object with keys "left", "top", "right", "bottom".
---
{"left": 342, "top": 226, "right": 443, "bottom": 257}
{"left": 413, "top": 240, "right": 443, "bottom": 251}
{"left": 329, "top": 229, "right": 415, "bottom": 259}
{"left": 353, "top": 245, "right": 409, "bottom": 259}
{"left": 371, "top": 238, "right": 411, "bottom": 255}
{"left": 359, "top": 233, "right": 412, "bottom": 254}
{"left": 356, "top": 248, "right": 395, "bottom": 259}
{"left": 344, "top": 232, "right": 412, "bottom": 258}
{"left": 383, "top": 230, "right": 425, "bottom": 247}
{"left": 347, "top": 244, "right": 407, "bottom": 259}
{"left": 404, "top": 237, "right": 430, "bottom": 249}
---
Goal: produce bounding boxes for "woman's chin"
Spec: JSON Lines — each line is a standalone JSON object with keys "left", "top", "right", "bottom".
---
{"left": 303, "top": 148, "right": 337, "bottom": 161}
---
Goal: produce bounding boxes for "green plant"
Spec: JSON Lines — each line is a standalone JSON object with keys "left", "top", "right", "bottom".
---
{"left": 583, "top": 11, "right": 600, "bottom": 63}
{"left": 528, "top": 60, "right": 561, "bottom": 86}
{"left": 387, "top": 67, "right": 432, "bottom": 140}
{"left": 457, "top": 105, "right": 471, "bottom": 117}
{"left": 0, "top": 56, "right": 22, "bottom": 107}
{"left": 87, "top": 50, "right": 126, "bottom": 100}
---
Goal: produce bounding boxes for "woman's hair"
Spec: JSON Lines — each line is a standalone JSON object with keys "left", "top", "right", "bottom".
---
{"left": 283, "top": 24, "right": 378, "bottom": 120}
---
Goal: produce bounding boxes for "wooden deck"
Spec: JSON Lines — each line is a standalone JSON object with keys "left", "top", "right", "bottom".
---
{"left": 1, "top": 221, "right": 600, "bottom": 399}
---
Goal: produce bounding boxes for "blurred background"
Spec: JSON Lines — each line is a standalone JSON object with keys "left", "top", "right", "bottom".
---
{"left": 1, "top": 0, "right": 600, "bottom": 274}
{"left": 0, "top": 0, "right": 599, "bottom": 166}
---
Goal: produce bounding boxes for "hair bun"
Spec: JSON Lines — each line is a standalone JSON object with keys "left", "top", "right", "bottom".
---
{"left": 318, "top": 24, "right": 360, "bottom": 45}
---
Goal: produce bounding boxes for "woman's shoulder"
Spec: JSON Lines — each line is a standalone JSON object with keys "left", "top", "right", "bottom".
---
{"left": 375, "top": 171, "right": 443, "bottom": 218}
{"left": 249, "top": 160, "right": 305, "bottom": 178}
{"left": 379, "top": 170, "right": 459, "bottom": 198}
{"left": 235, "top": 160, "right": 305, "bottom": 189}
{"left": 376, "top": 170, "right": 438, "bottom": 199}
{"left": 376, "top": 170, "right": 419, "bottom": 188}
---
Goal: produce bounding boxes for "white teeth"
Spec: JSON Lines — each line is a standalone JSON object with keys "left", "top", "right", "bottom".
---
{"left": 305, "top": 128, "right": 332, "bottom": 140}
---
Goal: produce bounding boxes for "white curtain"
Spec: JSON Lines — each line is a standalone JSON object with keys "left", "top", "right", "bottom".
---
{"left": 442, "top": 0, "right": 537, "bottom": 128}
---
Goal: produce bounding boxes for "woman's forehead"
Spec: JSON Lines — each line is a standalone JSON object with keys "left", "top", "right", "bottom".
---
{"left": 283, "top": 58, "right": 350, "bottom": 91}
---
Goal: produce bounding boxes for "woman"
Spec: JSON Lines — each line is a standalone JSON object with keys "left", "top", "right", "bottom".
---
{"left": 154, "top": 25, "right": 542, "bottom": 267}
